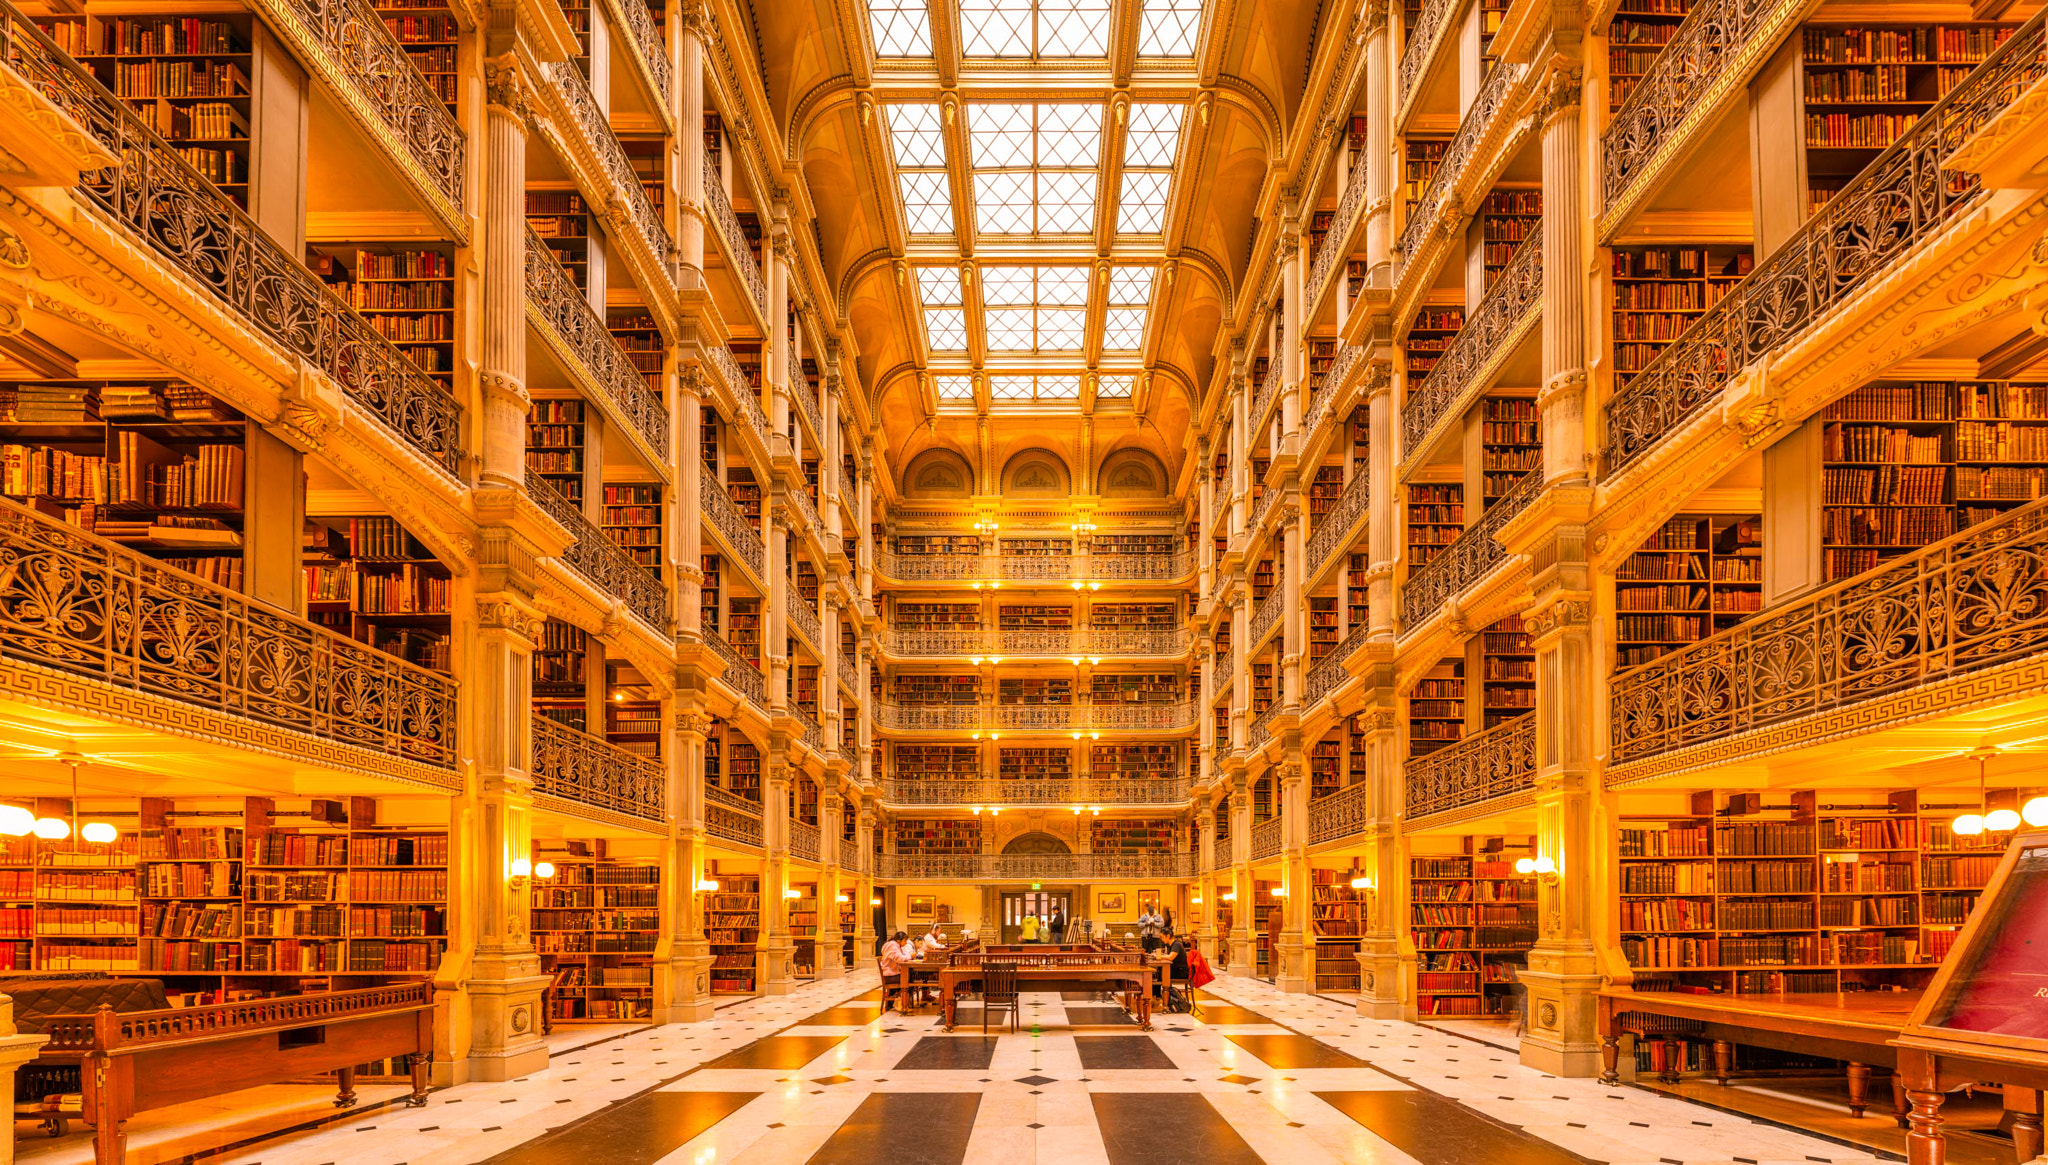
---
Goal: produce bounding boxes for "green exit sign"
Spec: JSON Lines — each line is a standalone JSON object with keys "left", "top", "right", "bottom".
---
{"left": 1031, "top": 882, "right": 1040, "bottom": 890}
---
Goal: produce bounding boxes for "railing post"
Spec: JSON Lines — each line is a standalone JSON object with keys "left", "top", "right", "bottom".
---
{"left": 658, "top": 706, "right": 717, "bottom": 1022}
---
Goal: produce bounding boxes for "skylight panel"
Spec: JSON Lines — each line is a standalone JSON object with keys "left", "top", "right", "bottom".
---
{"left": 936, "top": 374, "right": 975, "bottom": 399}
{"left": 1136, "top": 0, "right": 1202, "bottom": 56}
{"left": 1108, "top": 266, "right": 1155, "bottom": 303}
{"left": 1039, "top": 0, "right": 1110, "bottom": 56}
{"left": 1123, "top": 105, "right": 1184, "bottom": 167}
{"left": 968, "top": 104, "right": 1035, "bottom": 167}
{"left": 959, "top": 0, "right": 1032, "bottom": 56}
{"left": 887, "top": 104, "right": 948, "bottom": 167}
{"left": 1101, "top": 308, "right": 1148, "bottom": 350}
{"left": 973, "top": 172, "right": 1034, "bottom": 234}
{"left": 981, "top": 267, "right": 1036, "bottom": 306}
{"left": 923, "top": 308, "right": 969, "bottom": 351}
{"left": 869, "top": 0, "right": 934, "bottom": 56}
{"left": 1036, "top": 374, "right": 1082, "bottom": 399}
{"left": 1038, "top": 104, "right": 1103, "bottom": 166}
{"left": 1097, "top": 373, "right": 1134, "bottom": 399}
{"left": 959, "top": 0, "right": 1110, "bottom": 58}
{"left": 967, "top": 103, "right": 1105, "bottom": 236}
{"left": 1117, "top": 172, "right": 1170, "bottom": 235}
{"left": 990, "top": 374, "right": 1035, "bottom": 400}
{"left": 1038, "top": 266, "right": 1090, "bottom": 305}
{"left": 899, "top": 171, "right": 955, "bottom": 235}
{"left": 1039, "top": 309, "right": 1087, "bottom": 351}
{"left": 987, "top": 308, "right": 1036, "bottom": 350}
{"left": 1037, "top": 172, "right": 1098, "bottom": 233}
{"left": 917, "top": 266, "right": 963, "bottom": 306}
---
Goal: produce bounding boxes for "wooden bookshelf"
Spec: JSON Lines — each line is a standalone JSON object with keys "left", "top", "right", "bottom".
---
{"left": 1402, "top": 137, "right": 1448, "bottom": 219}
{"left": 1409, "top": 661, "right": 1464, "bottom": 759}
{"left": 533, "top": 848, "right": 659, "bottom": 1022}
{"left": 726, "top": 738, "right": 761, "bottom": 802}
{"left": 1000, "top": 536, "right": 1071, "bottom": 559}
{"left": 1346, "top": 553, "right": 1368, "bottom": 631}
{"left": 1089, "top": 743, "right": 1175, "bottom": 780}
{"left": 1308, "top": 595, "right": 1338, "bottom": 664}
{"left": 789, "top": 882, "right": 818, "bottom": 979}
{"left": 896, "top": 744, "right": 981, "bottom": 781}
{"left": 609, "top": 311, "right": 663, "bottom": 396}
{"left": 601, "top": 483, "right": 661, "bottom": 570}
{"left": 527, "top": 399, "right": 586, "bottom": 505}
{"left": 894, "top": 602, "right": 979, "bottom": 631}
{"left": 1253, "top": 880, "right": 1278, "bottom": 978}
{"left": 894, "top": 534, "right": 982, "bottom": 558}
{"left": 1092, "top": 533, "right": 1177, "bottom": 558}
{"left": 1411, "top": 854, "right": 1478, "bottom": 1014}
{"left": 1479, "top": 616, "right": 1534, "bottom": 729}
{"left": 1089, "top": 673, "right": 1181, "bottom": 705}
{"left": 304, "top": 515, "right": 452, "bottom": 672}
{"left": 999, "top": 604, "right": 1072, "bottom": 630}
{"left": 606, "top": 698, "right": 661, "bottom": 761}
{"left": 727, "top": 597, "right": 761, "bottom": 663}
{"left": 1309, "top": 735, "right": 1341, "bottom": 800}
{"left": 1611, "top": 245, "right": 1755, "bottom": 390}
{"left": 1480, "top": 396, "right": 1540, "bottom": 508}
{"left": 374, "top": 0, "right": 458, "bottom": 114}
{"left": 706, "top": 867, "right": 760, "bottom": 994}
{"left": 701, "top": 554, "right": 722, "bottom": 635}
{"left": 1305, "top": 465, "right": 1344, "bottom": 530}
{"left": 895, "top": 819, "right": 979, "bottom": 855}
{"left": 1406, "top": 483, "right": 1464, "bottom": 569}
{"left": 1090, "top": 602, "right": 1178, "bottom": 629}
{"left": 1479, "top": 190, "right": 1540, "bottom": 285}
{"left": 1608, "top": 0, "right": 1687, "bottom": 112}
{"left": 1090, "top": 819, "right": 1177, "bottom": 854}
{"left": 1405, "top": 307, "right": 1462, "bottom": 386}
{"left": 893, "top": 675, "right": 979, "bottom": 706}
{"left": 1000, "top": 746, "right": 1071, "bottom": 785}
{"left": 724, "top": 467, "right": 762, "bottom": 529}
{"left": 998, "top": 677, "right": 1072, "bottom": 705}
{"left": 311, "top": 247, "right": 455, "bottom": 394}
{"left": 1615, "top": 514, "right": 1763, "bottom": 670}
{"left": 525, "top": 190, "right": 590, "bottom": 287}
{"left": 533, "top": 618, "right": 589, "bottom": 697}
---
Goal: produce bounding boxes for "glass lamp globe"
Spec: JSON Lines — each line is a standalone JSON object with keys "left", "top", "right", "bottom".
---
{"left": 1985, "top": 808, "right": 2021, "bottom": 833}
{"left": 1952, "top": 813, "right": 1986, "bottom": 837}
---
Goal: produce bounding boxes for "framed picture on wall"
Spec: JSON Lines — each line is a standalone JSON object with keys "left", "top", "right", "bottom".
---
{"left": 1138, "top": 890, "right": 1161, "bottom": 914}
{"left": 1098, "top": 892, "right": 1126, "bottom": 913}
{"left": 908, "top": 894, "right": 936, "bottom": 917}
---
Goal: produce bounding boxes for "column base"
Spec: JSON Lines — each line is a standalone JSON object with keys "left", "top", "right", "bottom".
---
{"left": 0, "top": 1029, "right": 48, "bottom": 1162}
{"left": 1518, "top": 949, "right": 1604, "bottom": 1078}
{"left": 760, "top": 939, "right": 796, "bottom": 994}
{"left": 463, "top": 970, "right": 551, "bottom": 1082}
{"left": 656, "top": 949, "right": 717, "bottom": 1024}
{"left": 1227, "top": 937, "right": 1255, "bottom": 976}
{"left": 1355, "top": 941, "right": 1405, "bottom": 1019}
{"left": 818, "top": 945, "right": 847, "bottom": 979}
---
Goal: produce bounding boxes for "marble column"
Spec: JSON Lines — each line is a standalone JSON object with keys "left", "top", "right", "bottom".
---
{"left": 477, "top": 55, "right": 532, "bottom": 491}
{"left": 1227, "top": 775, "right": 1254, "bottom": 974}
{"left": 817, "top": 790, "right": 846, "bottom": 977}
{"left": 675, "top": 3, "right": 705, "bottom": 291}
{"left": 760, "top": 759, "right": 794, "bottom": 993}
{"left": 1275, "top": 758, "right": 1312, "bottom": 993}
{"left": 658, "top": 705, "right": 716, "bottom": 1022}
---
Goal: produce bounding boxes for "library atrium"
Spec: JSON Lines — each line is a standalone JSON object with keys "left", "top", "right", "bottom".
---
{"left": 1, "top": 0, "right": 2048, "bottom": 1161}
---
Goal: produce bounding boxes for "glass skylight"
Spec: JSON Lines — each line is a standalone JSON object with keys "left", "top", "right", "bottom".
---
{"left": 987, "top": 374, "right": 1082, "bottom": 402}
{"left": 1096, "top": 373, "right": 1135, "bottom": 399}
{"left": 868, "top": 0, "right": 934, "bottom": 56}
{"left": 1117, "top": 104, "right": 1183, "bottom": 236}
{"left": 935, "top": 374, "right": 976, "bottom": 399}
{"left": 1136, "top": 0, "right": 1202, "bottom": 56}
{"left": 887, "top": 105, "right": 955, "bottom": 236}
{"left": 959, "top": 0, "right": 1111, "bottom": 58}
{"left": 917, "top": 268, "right": 968, "bottom": 351}
{"left": 968, "top": 103, "right": 1102, "bottom": 236}
{"left": 1101, "top": 265, "right": 1154, "bottom": 351}
{"left": 981, "top": 266, "right": 1088, "bottom": 352}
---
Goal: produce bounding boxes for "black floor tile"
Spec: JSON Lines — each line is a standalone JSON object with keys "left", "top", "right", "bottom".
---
{"left": 488, "top": 1092, "right": 759, "bottom": 1165}
{"left": 1222, "top": 1032, "right": 1368, "bottom": 1069}
{"left": 800, "top": 1003, "right": 886, "bottom": 1026}
{"left": 806, "top": 1092, "right": 981, "bottom": 1165}
{"left": 1316, "top": 1090, "right": 1594, "bottom": 1165}
{"left": 1064, "top": 1005, "right": 1137, "bottom": 1027}
{"left": 1189, "top": 997, "right": 1275, "bottom": 1026}
{"left": 702, "top": 1034, "right": 850, "bottom": 1070}
{"left": 1061, "top": 990, "right": 1107, "bottom": 1001}
{"left": 1075, "top": 1035, "right": 1178, "bottom": 1070}
{"left": 893, "top": 1035, "right": 1002, "bottom": 1070}
{"left": 1093, "top": 1092, "right": 1262, "bottom": 1164}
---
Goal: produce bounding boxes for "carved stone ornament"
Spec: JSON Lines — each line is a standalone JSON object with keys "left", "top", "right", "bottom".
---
{"left": 1537, "top": 368, "right": 1587, "bottom": 411}
{"left": 512, "top": 1004, "right": 533, "bottom": 1034}
{"left": 477, "top": 599, "right": 544, "bottom": 642}
{"left": 1525, "top": 598, "right": 1591, "bottom": 637}
{"left": 675, "top": 710, "right": 714, "bottom": 736}
{"left": 1364, "top": 970, "right": 1377, "bottom": 990}
{"left": 0, "top": 224, "right": 28, "bottom": 269}
{"left": 1541, "top": 68, "right": 1584, "bottom": 123}
{"left": 484, "top": 54, "right": 531, "bottom": 121}
{"left": 1732, "top": 399, "right": 1783, "bottom": 447}
{"left": 1538, "top": 1002, "right": 1558, "bottom": 1029}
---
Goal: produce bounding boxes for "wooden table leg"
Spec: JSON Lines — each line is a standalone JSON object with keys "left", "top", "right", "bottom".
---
{"left": 942, "top": 980, "right": 955, "bottom": 1031}
{"left": 2005, "top": 1086, "right": 2042, "bottom": 1163}
{"left": 1661, "top": 1038, "right": 1682, "bottom": 1084}
{"left": 1906, "top": 1088, "right": 1947, "bottom": 1165}
{"left": 1891, "top": 1074, "right": 1908, "bottom": 1129}
{"left": 1599, "top": 1035, "right": 1621, "bottom": 1085}
{"left": 335, "top": 1065, "right": 358, "bottom": 1109}
{"left": 1847, "top": 1062, "right": 1871, "bottom": 1119}
{"left": 1712, "top": 1040, "right": 1733, "bottom": 1086}
{"left": 1138, "top": 978, "right": 1153, "bottom": 1032}
{"left": 409, "top": 1053, "right": 429, "bottom": 1107}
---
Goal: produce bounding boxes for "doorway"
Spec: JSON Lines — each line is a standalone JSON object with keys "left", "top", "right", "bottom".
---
{"left": 999, "top": 890, "right": 1072, "bottom": 943}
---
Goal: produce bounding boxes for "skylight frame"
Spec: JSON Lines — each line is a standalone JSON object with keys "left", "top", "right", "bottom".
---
{"left": 868, "top": 0, "right": 935, "bottom": 57}
{"left": 1135, "top": 0, "right": 1203, "bottom": 58}
{"left": 957, "top": 0, "right": 1113, "bottom": 61}
{"left": 967, "top": 102, "right": 1105, "bottom": 239}
{"left": 978, "top": 265, "right": 1093, "bottom": 354}
{"left": 1115, "top": 103, "right": 1185, "bottom": 238}
{"left": 886, "top": 103, "right": 957, "bottom": 239}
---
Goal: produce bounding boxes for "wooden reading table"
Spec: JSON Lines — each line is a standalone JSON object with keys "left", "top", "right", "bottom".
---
{"left": 937, "top": 950, "right": 1159, "bottom": 1031}
{"left": 1598, "top": 987, "right": 2042, "bottom": 1163}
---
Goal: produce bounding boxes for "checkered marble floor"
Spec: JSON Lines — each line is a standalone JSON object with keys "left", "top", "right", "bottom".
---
{"left": 56, "top": 972, "right": 1901, "bottom": 1165}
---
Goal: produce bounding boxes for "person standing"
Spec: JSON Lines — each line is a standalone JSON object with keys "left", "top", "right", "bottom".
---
{"left": 1048, "top": 904, "right": 1067, "bottom": 942}
{"left": 1020, "top": 912, "right": 1040, "bottom": 943}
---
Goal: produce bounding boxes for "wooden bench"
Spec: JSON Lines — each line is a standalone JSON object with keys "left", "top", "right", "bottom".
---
{"left": 33, "top": 982, "right": 434, "bottom": 1165}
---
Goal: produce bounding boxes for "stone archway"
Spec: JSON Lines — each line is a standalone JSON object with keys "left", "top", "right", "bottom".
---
{"left": 1000, "top": 831, "right": 1072, "bottom": 855}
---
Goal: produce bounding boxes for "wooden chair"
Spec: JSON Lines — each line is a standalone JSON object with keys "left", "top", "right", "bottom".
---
{"left": 981, "top": 961, "right": 1019, "bottom": 1034}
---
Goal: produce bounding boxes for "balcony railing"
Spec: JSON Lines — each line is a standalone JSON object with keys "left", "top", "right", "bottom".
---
{"left": 1397, "top": 0, "right": 1454, "bottom": 110}
{"left": 837, "top": 653, "right": 858, "bottom": 694}
{"left": 1244, "top": 486, "right": 1278, "bottom": 543}
{"left": 257, "top": 0, "right": 463, "bottom": 211}
{"left": 700, "top": 475, "right": 765, "bottom": 578}
{"left": 603, "top": 0, "right": 671, "bottom": 109}
{"left": 876, "top": 853, "right": 1195, "bottom": 880}
{"left": 790, "top": 374, "right": 824, "bottom": 442}
{"left": 0, "top": 497, "right": 456, "bottom": 768}
{"left": 1305, "top": 344, "right": 1362, "bottom": 436}
{"left": 792, "top": 707, "right": 825, "bottom": 751}
{"left": 786, "top": 483, "right": 824, "bottom": 546}
{"left": 526, "top": 226, "right": 670, "bottom": 463}
{"left": 876, "top": 552, "right": 982, "bottom": 582}
{"left": 882, "top": 777, "right": 1192, "bottom": 806}
{"left": 1401, "top": 224, "right": 1542, "bottom": 460}
{"left": 1308, "top": 471, "right": 1369, "bottom": 577}
{"left": 874, "top": 549, "right": 1191, "bottom": 583}
{"left": 1250, "top": 359, "right": 1282, "bottom": 431}
{"left": 529, "top": 475, "right": 669, "bottom": 632}
{"left": 704, "top": 154, "right": 767, "bottom": 316}
{"left": 1308, "top": 164, "right": 1370, "bottom": 311}
{"left": 1401, "top": 468, "right": 1541, "bottom": 632}
{"left": 708, "top": 804, "right": 763, "bottom": 847}
{"left": 707, "top": 345, "right": 773, "bottom": 452}
{"left": 1092, "top": 549, "right": 1196, "bottom": 580}
{"left": 706, "top": 783, "right": 761, "bottom": 817}
{"left": 1095, "top": 778, "right": 1193, "bottom": 804}
{"left": 1085, "top": 628, "right": 1192, "bottom": 655}
{"left": 789, "top": 820, "right": 820, "bottom": 862}
{"left": 839, "top": 836, "right": 859, "bottom": 870}
{"left": 0, "top": 9, "right": 463, "bottom": 475}
{"left": 883, "top": 778, "right": 991, "bottom": 805}
{"left": 888, "top": 629, "right": 987, "bottom": 655}
{"left": 788, "top": 596, "right": 823, "bottom": 654}
{"left": 703, "top": 630, "right": 764, "bottom": 706}
{"left": 531, "top": 713, "right": 666, "bottom": 824}
{"left": 547, "top": 61, "right": 672, "bottom": 282}
{"left": 997, "top": 554, "right": 1075, "bottom": 581}
{"left": 1211, "top": 650, "right": 1233, "bottom": 697}
{"left": 1399, "top": 62, "right": 1528, "bottom": 260}
{"left": 1603, "top": 12, "right": 2048, "bottom": 475}
{"left": 1613, "top": 498, "right": 2048, "bottom": 766}
{"left": 884, "top": 627, "right": 1191, "bottom": 657}
{"left": 1247, "top": 701, "right": 1280, "bottom": 749}
{"left": 873, "top": 703, "right": 982, "bottom": 732}
{"left": 1250, "top": 816, "right": 1282, "bottom": 861}
{"left": 874, "top": 702, "right": 1197, "bottom": 733}
{"left": 1406, "top": 711, "right": 1536, "bottom": 819}
{"left": 1305, "top": 625, "right": 1366, "bottom": 707}
{"left": 1249, "top": 586, "right": 1282, "bottom": 647}
{"left": 1309, "top": 781, "right": 1369, "bottom": 845}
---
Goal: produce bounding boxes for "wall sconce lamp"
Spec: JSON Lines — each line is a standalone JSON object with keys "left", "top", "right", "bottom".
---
{"left": 1220, "top": 891, "right": 1237, "bottom": 902}
{"left": 1270, "top": 887, "right": 1288, "bottom": 898}
{"left": 1514, "top": 855, "right": 1559, "bottom": 881}
{"left": 695, "top": 878, "right": 722, "bottom": 893}
{"left": 784, "top": 888, "right": 802, "bottom": 900}
{"left": 870, "top": 896, "right": 882, "bottom": 906}
{"left": 508, "top": 858, "right": 555, "bottom": 886}
{"left": 1349, "top": 874, "right": 1376, "bottom": 891}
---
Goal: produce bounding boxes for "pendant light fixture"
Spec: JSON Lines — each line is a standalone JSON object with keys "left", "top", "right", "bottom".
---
{"left": 54, "top": 755, "right": 118, "bottom": 848}
{"left": 1952, "top": 749, "right": 1998, "bottom": 837}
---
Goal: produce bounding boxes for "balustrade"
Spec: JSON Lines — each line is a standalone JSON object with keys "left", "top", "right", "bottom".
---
{"left": 0, "top": 9, "right": 464, "bottom": 475}
{"left": 526, "top": 226, "right": 670, "bottom": 461}
{"left": 790, "top": 373, "right": 824, "bottom": 442}
{"left": 1250, "top": 358, "right": 1282, "bottom": 431}
{"left": 1308, "top": 163, "right": 1370, "bottom": 310}
{"left": 1249, "top": 586, "right": 1283, "bottom": 647}
{"left": 789, "top": 820, "right": 820, "bottom": 862}
{"left": 1405, "top": 712, "right": 1536, "bottom": 819}
{"left": 790, "top": 707, "right": 824, "bottom": 751}
{"left": 1400, "top": 469, "right": 1541, "bottom": 632}
{"left": 546, "top": 62, "right": 672, "bottom": 281}
{"left": 1308, "top": 471, "right": 1369, "bottom": 576}
{"left": 708, "top": 804, "right": 763, "bottom": 847}
{"left": 703, "top": 630, "right": 764, "bottom": 707}
{"left": 1309, "top": 781, "right": 1370, "bottom": 845}
{"left": 703, "top": 153, "right": 767, "bottom": 316}
{"left": 603, "top": 0, "right": 671, "bottom": 108}
{"left": 1398, "top": 63, "right": 1528, "bottom": 261}
{"left": 0, "top": 498, "right": 457, "bottom": 768}
{"left": 839, "top": 837, "right": 859, "bottom": 871}
{"left": 1247, "top": 702, "right": 1280, "bottom": 749}
{"left": 837, "top": 654, "right": 859, "bottom": 694}
{"left": 787, "top": 595, "right": 823, "bottom": 653}
{"left": 699, "top": 475, "right": 766, "bottom": 578}
{"left": 1305, "top": 625, "right": 1366, "bottom": 707}
{"left": 877, "top": 553, "right": 982, "bottom": 582}
{"left": 531, "top": 713, "right": 666, "bottom": 823}
{"left": 1401, "top": 225, "right": 1542, "bottom": 460}
{"left": 529, "top": 476, "right": 669, "bottom": 632}
{"left": 708, "top": 345, "right": 773, "bottom": 452}
{"left": 1604, "top": 13, "right": 2048, "bottom": 474}
{"left": 876, "top": 853, "right": 1195, "bottom": 880}
{"left": 707, "top": 783, "right": 761, "bottom": 815}
{"left": 1250, "top": 816, "right": 1282, "bottom": 860}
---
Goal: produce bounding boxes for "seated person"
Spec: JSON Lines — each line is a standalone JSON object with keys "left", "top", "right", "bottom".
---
{"left": 879, "top": 930, "right": 916, "bottom": 1009}
{"left": 920, "top": 923, "right": 947, "bottom": 955}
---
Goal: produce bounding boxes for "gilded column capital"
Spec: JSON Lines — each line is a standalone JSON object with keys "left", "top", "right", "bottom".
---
{"left": 675, "top": 709, "right": 715, "bottom": 737}
{"left": 484, "top": 54, "right": 534, "bottom": 123}
{"left": 1541, "top": 66, "right": 1585, "bottom": 124}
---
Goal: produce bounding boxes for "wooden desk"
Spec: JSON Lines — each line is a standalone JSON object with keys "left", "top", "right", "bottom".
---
{"left": 1895, "top": 1036, "right": 2048, "bottom": 1165}
{"left": 1598, "top": 989, "right": 2042, "bottom": 1163}
{"left": 937, "top": 957, "right": 1155, "bottom": 1031}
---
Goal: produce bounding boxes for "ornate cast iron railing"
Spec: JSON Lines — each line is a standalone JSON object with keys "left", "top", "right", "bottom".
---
{"left": 876, "top": 853, "right": 1195, "bottom": 880}
{"left": 1250, "top": 585, "right": 1283, "bottom": 647}
{"left": 1094, "top": 779, "right": 1192, "bottom": 804}
{"left": 887, "top": 628, "right": 987, "bottom": 655}
{"left": 1308, "top": 163, "right": 1370, "bottom": 309}
{"left": 1305, "top": 624, "right": 1366, "bottom": 707}
{"left": 706, "top": 782, "right": 761, "bottom": 815}
{"left": 604, "top": 0, "right": 671, "bottom": 108}
{"left": 0, "top": 9, "right": 463, "bottom": 475}
{"left": 839, "top": 836, "right": 859, "bottom": 870}
{"left": 1604, "top": 10, "right": 2048, "bottom": 474}
{"left": 786, "top": 482, "right": 824, "bottom": 546}
{"left": 1084, "top": 628, "right": 1193, "bottom": 656}
{"left": 529, "top": 475, "right": 669, "bottom": 632}
{"left": 708, "top": 345, "right": 774, "bottom": 453}
{"left": 789, "top": 820, "right": 820, "bottom": 862}
{"left": 883, "top": 778, "right": 990, "bottom": 804}
{"left": 1402, "top": 224, "right": 1542, "bottom": 458}
{"left": 1401, "top": 468, "right": 1541, "bottom": 631}
{"left": 1211, "top": 648, "right": 1233, "bottom": 696}
{"left": 1309, "top": 780, "right": 1369, "bottom": 845}
{"left": 1250, "top": 358, "right": 1282, "bottom": 431}
{"left": 526, "top": 226, "right": 670, "bottom": 460}
{"left": 1086, "top": 702, "right": 1197, "bottom": 731}
{"left": 998, "top": 554, "right": 1075, "bottom": 581}
{"left": 1305, "top": 345, "right": 1361, "bottom": 437}
{"left": 1092, "top": 549, "right": 1196, "bottom": 580}
{"left": 257, "top": 0, "right": 463, "bottom": 209}
{"left": 1250, "top": 816, "right": 1282, "bottom": 860}
{"left": 1308, "top": 471, "right": 1369, "bottom": 576}
{"left": 531, "top": 713, "right": 666, "bottom": 823}
{"left": 997, "top": 629, "right": 1073, "bottom": 656}
{"left": 0, "top": 497, "right": 456, "bottom": 767}
{"left": 1406, "top": 711, "right": 1536, "bottom": 818}
{"left": 787, "top": 596, "right": 823, "bottom": 654}
{"left": 708, "top": 804, "right": 763, "bottom": 847}
{"left": 837, "top": 653, "right": 858, "bottom": 694}
{"left": 790, "top": 372, "right": 824, "bottom": 442}
{"left": 876, "top": 552, "right": 982, "bottom": 582}
{"left": 700, "top": 475, "right": 765, "bottom": 578}
{"left": 1613, "top": 498, "right": 2048, "bottom": 764}
{"left": 1397, "top": 0, "right": 1454, "bottom": 110}
{"left": 704, "top": 629, "right": 764, "bottom": 706}
{"left": 1399, "top": 62, "right": 1528, "bottom": 260}
{"left": 790, "top": 706, "right": 824, "bottom": 751}
{"left": 547, "top": 61, "right": 672, "bottom": 280}
{"left": 704, "top": 153, "right": 767, "bottom": 316}
{"left": 1603, "top": 0, "right": 1799, "bottom": 208}
{"left": 1245, "top": 485, "right": 1278, "bottom": 543}
{"left": 873, "top": 702, "right": 981, "bottom": 732}
{"left": 1247, "top": 701, "right": 1280, "bottom": 749}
